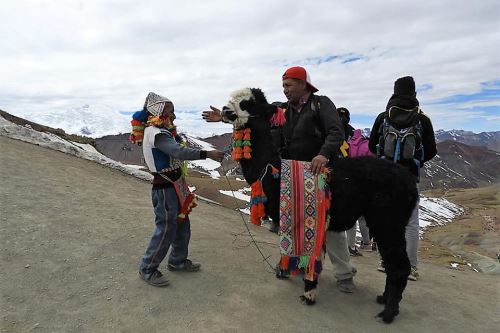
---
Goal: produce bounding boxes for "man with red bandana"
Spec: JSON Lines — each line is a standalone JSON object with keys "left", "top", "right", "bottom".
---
{"left": 203, "top": 67, "right": 357, "bottom": 293}
{"left": 280, "top": 66, "right": 356, "bottom": 293}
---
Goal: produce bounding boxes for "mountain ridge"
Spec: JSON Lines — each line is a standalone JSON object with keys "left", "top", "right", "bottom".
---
{"left": 2, "top": 109, "right": 499, "bottom": 191}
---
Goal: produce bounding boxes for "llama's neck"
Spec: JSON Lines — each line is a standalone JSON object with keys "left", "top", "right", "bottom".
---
{"left": 239, "top": 124, "right": 281, "bottom": 184}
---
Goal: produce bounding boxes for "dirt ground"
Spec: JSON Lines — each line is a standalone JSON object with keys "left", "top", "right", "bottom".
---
{"left": 420, "top": 186, "right": 499, "bottom": 273}
{"left": 1, "top": 136, "right": 499, "bottom": 333}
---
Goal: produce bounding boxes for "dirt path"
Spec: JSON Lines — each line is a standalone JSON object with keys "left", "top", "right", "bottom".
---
{"left": 1, "top": 136, "right": 499, "bottom": 333}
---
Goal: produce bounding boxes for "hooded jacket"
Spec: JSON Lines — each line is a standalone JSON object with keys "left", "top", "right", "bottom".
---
{"left": 368, "top": 94, "right": 437, "bottom": 178}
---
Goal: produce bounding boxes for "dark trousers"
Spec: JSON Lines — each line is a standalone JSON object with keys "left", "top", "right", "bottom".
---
{"left": 139, "top": 187, "right": 191, "bottom": 274}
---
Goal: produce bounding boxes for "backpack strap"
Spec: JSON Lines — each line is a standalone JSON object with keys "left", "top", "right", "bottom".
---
{"left": 310, "top": 95, "right": 326, "bottom": 139}
{"left": 376, "top": 115, "right": 388, "bottom": 157}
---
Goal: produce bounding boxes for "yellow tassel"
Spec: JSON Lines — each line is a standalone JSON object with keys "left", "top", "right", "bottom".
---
{"left": 340, "top": 141, "right": 349, "bottom": 157}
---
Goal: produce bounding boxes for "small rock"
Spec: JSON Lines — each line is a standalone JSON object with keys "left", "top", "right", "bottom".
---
{"left": 25, "top": 264, "right": 30, "bottom": 268}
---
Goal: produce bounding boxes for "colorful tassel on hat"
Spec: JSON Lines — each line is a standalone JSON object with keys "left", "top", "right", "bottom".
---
{"left": 129, "top": 119, "right": 145, "bottom": 145}
{"left": 129, "top": 110, "right": 149, "bottom": 145}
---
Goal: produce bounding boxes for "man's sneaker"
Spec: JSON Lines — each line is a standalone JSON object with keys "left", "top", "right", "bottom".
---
{"left": 371, "top": 242, "right": 378, "bottom": 252}
{"left": 337, "top": 277, "right": 355, "bottom": 293}
{"left": 359, "top": 242, "right": 373, "bottom": 252}
{"left": 377, "top": 261, "right": 386, "bottom": 273}
{"left": 167, "top": 259, "right": 201, "bottom": 272}
{"left": 139, "top": 270, "right": 170, "bottom": 287}
{"left": 408, "top": 266, "right": 419, "bottom": 281}
{"left": 349, "top": 247, "right": 363, "bottom": 256}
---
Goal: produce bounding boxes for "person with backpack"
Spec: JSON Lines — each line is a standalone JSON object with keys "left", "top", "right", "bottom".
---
{"left": 368, "top": 76, "right": 437, "bottom": 280}
{"left": 280, "top": 66, "right": 357, "bottom": 293}
{"left": 202, "top": 66, "right": 357, "bottom": 293}
{"left": 337, "top": 107, "right": 374, "bottom": 255}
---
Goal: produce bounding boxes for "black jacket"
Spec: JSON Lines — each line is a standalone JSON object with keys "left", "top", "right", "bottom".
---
{"left": 368, "top": 94, "right": 437, "bottom": 177}
{"left": 281, "top": 94, "right": 345, "bottom": 162}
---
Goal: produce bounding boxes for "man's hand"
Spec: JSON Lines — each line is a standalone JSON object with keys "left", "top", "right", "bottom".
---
{"left": 206, "top": 150, "right": 225, "bottom": 162}
{"left": 310, "top": 154, "right": 329, "bottom": 175}
{"left": 202, "top": 106, "right": 223, "bottom": 122}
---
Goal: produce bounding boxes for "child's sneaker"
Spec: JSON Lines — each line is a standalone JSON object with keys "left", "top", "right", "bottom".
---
{"left": 167, "top": 259, "right": 201, "bottom": 272}
{"left": 408, "top": 266, "right": 419, "bottom": 281}
{"left": 139, "top": 270, "right": 170, "bottom": 287}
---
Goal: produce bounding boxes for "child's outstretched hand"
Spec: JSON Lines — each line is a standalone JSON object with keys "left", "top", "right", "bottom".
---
{"left": 206, "top": 150, "right": 225, "bottom": 162}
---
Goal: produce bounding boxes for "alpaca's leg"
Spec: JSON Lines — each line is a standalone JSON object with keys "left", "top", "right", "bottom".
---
{"left": 299, "top": 279, "right": 318, "bottom": 305}
{"left": 262, "top": 175, "right": 280, "bottom": 233}
{"left": 376, "top": 238, "right": 410, "bottom": 323}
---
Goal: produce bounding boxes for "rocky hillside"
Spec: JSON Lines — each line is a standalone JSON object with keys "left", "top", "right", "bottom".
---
{"left": 435, "top": 129, "right": 500, "bottom": 152}
{"left": 421, "top": 141, "right": 500, "bottom": 189}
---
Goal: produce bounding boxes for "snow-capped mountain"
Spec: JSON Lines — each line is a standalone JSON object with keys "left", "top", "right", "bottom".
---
{"left": 3, "top": 106, "right": 499, "bottom": 190}
{"left": 10, "top": 104, "right": 131, "bottom": 138}
{"left": 8, "top": 104, "right": 500, "bottom": 152}
{"left": 435, "top": 129, "right": 500, "bottom": 152}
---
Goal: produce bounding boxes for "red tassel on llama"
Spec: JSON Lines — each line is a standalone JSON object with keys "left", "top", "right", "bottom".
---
{"left": 250, "top": 180, "right": 267, "bottom": 225}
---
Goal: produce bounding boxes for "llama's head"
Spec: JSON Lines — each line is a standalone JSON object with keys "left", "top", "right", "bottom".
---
{"left": 222, "top": 88, "right": 276, "bottom": 129}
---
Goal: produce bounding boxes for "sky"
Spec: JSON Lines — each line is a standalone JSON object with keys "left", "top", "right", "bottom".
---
{"left": 1, "top": 0, "right": 499, "bottom": 137}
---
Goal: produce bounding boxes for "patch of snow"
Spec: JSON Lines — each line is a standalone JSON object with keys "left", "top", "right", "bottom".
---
{"left": 239, "top": 208, "right": 250, "bottom": 215}
{"left": 419, "top": 196, "right": 464, "bottom": 235}
{"left": 125, "top": 164, "right": 146, "bottom": 170}
{"left": 188, "top": 159, "right": 221, "bottom": 179}
{"left": 0, "top": 116, "right": 152, "bottom": 181}
{"left": 72, "top": 142, "right": 99, "bottom": 153}
{"left": 219, "top": 189, "right": 251, "bottom": 202}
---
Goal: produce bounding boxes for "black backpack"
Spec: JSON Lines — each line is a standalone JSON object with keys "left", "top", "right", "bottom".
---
{"left": 377, "top": 106, "right": 424, "bottom": 164}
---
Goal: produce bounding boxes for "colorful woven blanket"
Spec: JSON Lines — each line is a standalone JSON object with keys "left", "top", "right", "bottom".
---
{"left": 279, "top": 159, "right": 330, "bottom": 281}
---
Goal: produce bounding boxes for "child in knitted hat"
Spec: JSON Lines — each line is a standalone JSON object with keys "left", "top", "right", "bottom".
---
{"left": 136, "top": 92, "right": 224, "bottom": 287}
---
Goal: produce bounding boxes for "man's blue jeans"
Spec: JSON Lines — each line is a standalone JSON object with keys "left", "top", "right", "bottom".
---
{"left": 139, "top": 187, "right": 191, "bottom": 275}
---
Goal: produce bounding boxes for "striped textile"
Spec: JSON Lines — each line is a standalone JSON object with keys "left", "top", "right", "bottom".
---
{"left": 279, "top": 159, "right": 330, "bottom": 280}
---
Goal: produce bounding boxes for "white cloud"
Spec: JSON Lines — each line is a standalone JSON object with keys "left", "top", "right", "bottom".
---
{"left": 0, "top": 0, "right": 498, "bottom": 135}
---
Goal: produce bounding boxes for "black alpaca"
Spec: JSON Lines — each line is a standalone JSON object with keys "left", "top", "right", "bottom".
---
{"left": 223, "top": 88, "right": 418, "bottom": 323}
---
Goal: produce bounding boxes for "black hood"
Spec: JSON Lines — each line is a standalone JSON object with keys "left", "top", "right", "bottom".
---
{"left": 386, "top": 94, "right": 420, "bottom": 128}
